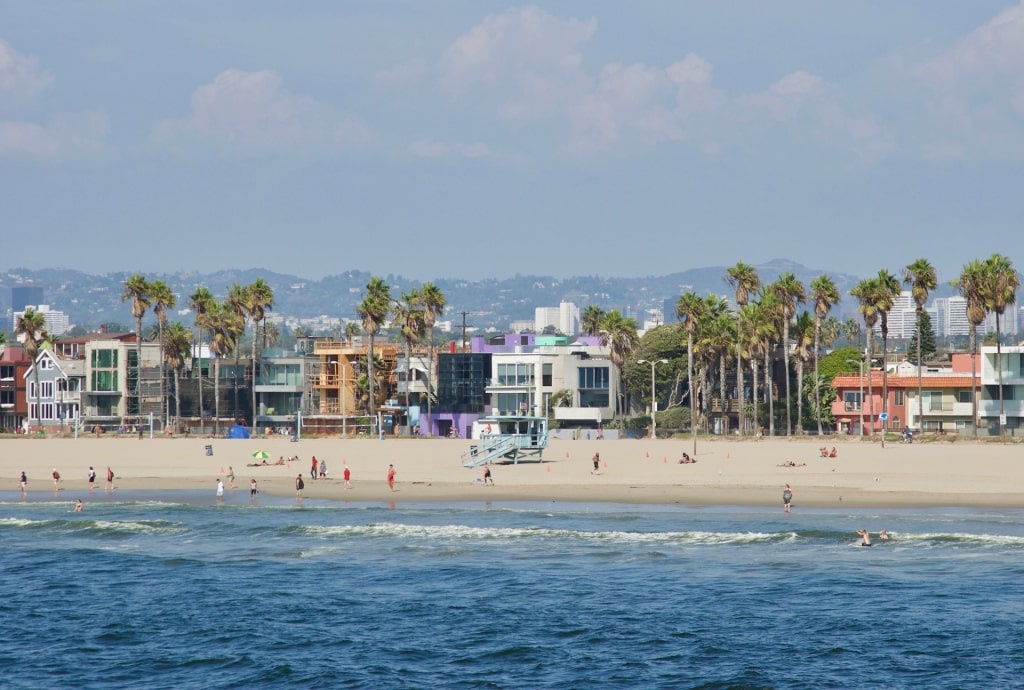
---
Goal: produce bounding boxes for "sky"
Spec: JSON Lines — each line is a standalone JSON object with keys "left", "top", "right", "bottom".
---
{"left": 2, "top": 1, "right": 1023, "bottom": 283}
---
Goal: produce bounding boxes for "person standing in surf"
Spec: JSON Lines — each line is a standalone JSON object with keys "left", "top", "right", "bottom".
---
{"left": 387, "top": 464, "right": 396, "bottom": 492}
{"left": 783, "top": 484, "right": 793, "bottom": 513}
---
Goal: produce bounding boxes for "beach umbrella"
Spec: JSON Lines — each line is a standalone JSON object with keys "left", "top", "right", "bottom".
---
{"left": 251, "top": 450, "right": 271, "bottom": 460}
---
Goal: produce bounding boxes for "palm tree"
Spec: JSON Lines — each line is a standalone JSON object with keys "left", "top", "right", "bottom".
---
{"left": 770, "top": 272, "right": 806, "bottom": 436}
{"left": 696, "top": 305, "right": 734, "bottom": 436}
{"left": 597, "top": 310, "right": 638, "bottom": 419}
{"left": 581, "top": 305, "right": 606, "bottom": 337}
{"left": 208, "top": 301, "right": 243, "bottom": 435}
{"left": 356, "top": 277, "right": 392, "bottom": 434}
{"left": 851, "top": 278, "right": 881, "bottom": 437}
{"left": 15, "top": 307, "right": 49, "bottom": 431}
{"left": 676, "top": 291, "right": 707, "bottom": 455}
{"left": 226, "top": 283, "right": 249, "bottom": 423}
{"left": 121, "top": 274, "right": 150, "bottom": 423}
{"left": 876, "top": 269, "right": 901, "bottom": 436}
{"left": 754, "top": 289, "right": 783, "bottom": 437}
{"left": 791, "top": 311, "right": 815, "bottom": 434}
{"left": 955, "top": 260, "right": 987, "bottom": 437}
{"left": 725, "top": 262, "right": 761, "bottom": 435}
{"left": 149, "top": 280, "right": 175, "bottom": 428}
{"left": 393, "top": 289, "right": 425, "bottom": 410}
{"left": 419, "top": 282, "right": 447, "bottom": 435}
{"left": 979, "top": 254, "right": 1020, "bottom": 438}
{"left": 246, "top": 278, "right": 274, "bottom": 429}
{"left": 903, "top": 259, "right": 937, "bottom": 431}
{"left": 188, "top": 287, "right": 215, "bottom": 434}
{"left": 264, "top": 322, "right": 280, "bottom": 348}
{"left": 809, "top": 274, "right": 840, "bottom": 435}
{"left": 162, "top": 321, "right": 192, "bottom": 431}
{"left": 738, "top": 303, "right": 763, "bottom": 435}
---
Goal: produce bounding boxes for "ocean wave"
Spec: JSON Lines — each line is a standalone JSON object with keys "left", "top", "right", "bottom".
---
{"left": 0, "top": 516, "right": 187, "bottom": 536}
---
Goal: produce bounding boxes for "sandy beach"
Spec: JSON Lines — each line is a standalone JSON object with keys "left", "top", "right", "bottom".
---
{"left": 2, "top": 434, "right": 1022, "bottom": 508}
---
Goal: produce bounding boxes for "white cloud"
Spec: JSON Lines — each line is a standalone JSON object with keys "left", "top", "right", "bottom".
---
{"left": 916, "top": 2, "right": 1024, "bottom": 88}
{"left": 156, "top": 69, "right": 369, "bottom": 151}
{"left": 0, "top": 120, "right": 58, "bottom": 156}
{"left": 0, "top": 39, "right": 52, "bottom": 105}
{"left": 409, "top": 138, "right": 523, "bottom": 164}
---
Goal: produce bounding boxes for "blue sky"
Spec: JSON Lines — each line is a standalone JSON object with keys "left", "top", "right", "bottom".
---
{"left": 2, "top": 1, "right": 1022, "bottom": 283}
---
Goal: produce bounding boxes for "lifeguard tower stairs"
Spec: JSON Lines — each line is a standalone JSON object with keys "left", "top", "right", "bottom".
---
{"left": 461, "top": 415, "right": 549, "bottom": 467}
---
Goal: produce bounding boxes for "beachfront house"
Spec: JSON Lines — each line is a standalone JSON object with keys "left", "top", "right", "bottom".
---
{"left": 0, "top": 345, "right": 30, "bottom": 433}
{"left": 979, "top": 344, "right": 1024, "bottom": 437}
{"left": 22, "top": 348, "right": 85, "bottom": 431}
{"left": 831, "top": 354, "right": 979, "bottom": 436}
{"left": 253, "top": 347, "right": 317, "bottom": 436}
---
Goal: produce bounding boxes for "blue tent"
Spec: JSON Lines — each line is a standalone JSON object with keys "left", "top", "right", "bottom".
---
{"left": 228, "top": 424, "right": 250, "bottom": 439}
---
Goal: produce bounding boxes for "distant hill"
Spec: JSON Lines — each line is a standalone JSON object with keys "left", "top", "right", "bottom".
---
{"left": 1, "top": 262, "right": 957, "bottom": 334}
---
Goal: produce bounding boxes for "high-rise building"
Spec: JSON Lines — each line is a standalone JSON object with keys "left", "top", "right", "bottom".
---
{"left": 11, "top": 286, "right": 44, "bottom": 312}
{"left": 13, "top": 305, "right": 70, "bottom": 338}
{"left": 534, "top": 302, "right": 579, "bottom": 335}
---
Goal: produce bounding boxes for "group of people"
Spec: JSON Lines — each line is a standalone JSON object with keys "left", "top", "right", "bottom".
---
{"left": 18, "top": 466, "right": 114, "bottom": 497}
{"left": 818, "top": 447, "right": 838, "bottom": 458}
{"left": 678, "top": 453, "right": 696, "bottom": 464}
{"left": 856, "top": 529, "right": 890, "bottom": 546}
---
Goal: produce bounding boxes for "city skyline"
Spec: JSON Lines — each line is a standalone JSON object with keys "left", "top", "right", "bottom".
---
{"left": 2, "top": 2, "right": 1024, "bottom": 282}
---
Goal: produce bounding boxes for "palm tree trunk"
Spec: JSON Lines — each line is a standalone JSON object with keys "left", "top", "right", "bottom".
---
{"left": 367, "top": 333, "right": 375, "bottom": 435}
{"left": 158, "top": 321, "right": 165, "bottom": 429}
{"left": 719, "top": 352, "right": 727, "bottom": 436}
{"left": 783, "top": 320, "right": 792, "bottom": 435}
{"left": 687, "top": 333, "right": 696, "bottom": 457}
{"left": 764, "top": 348, "right": 773, "bottom": 437}
{"left": 736, "top": 313, "right": 744, "bottom": 435}
{"left": 214, "top": 357, "right": 221, "bottom": 436}
{"left": 866, "top": 336, "right": 874, "bottom": 440}
{"left": 174, "top": 369, "right": 181, "bottom": 431}
{"left": 196, "top": 328, "right": 204, "bottom": 436}
{"left": 814, "top": 321, "right": 823, "bottom": 435}
{"left": 750, "top": 359, "right": 759, "bottom": 435}
{"left": 970, "top": 325, "right": 978, "bottom": 437}
{"left": 251, "top": 318, "right": 259, "bottom": 433}
{"left": 426, "top": 328, "right": 434, "bottom": 437}
{"left": 136, "top": 316, "right": 143, "bottom": 426}
{"left": 796, "top": 360, "right": 804, "bottom": 434}
{"left": 916, "top": 313, "right": 924, "bottom": 430}
{"left": 996, "top": 314, "right": 1005, "bottom": 439}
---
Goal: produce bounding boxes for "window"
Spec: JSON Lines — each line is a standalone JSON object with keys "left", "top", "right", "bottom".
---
{"left": 497, "top": 363, "right": 534, "bottom": 386}
{"left": 40, "top": 381, "right": 54, "bottom": 399}
{"left": 578, "top": 367, "right": 610, "bottom": 408}
{"left": 927, "top": 391, "right": 943, "bottom": 412}
{"left": 894, "top": 390, "right": 904, "bottom": 406}
{"left": 91, "top": 349, "right": 118, "bottom": 368}
{"left": 40, "top": 402, "right": 54, "bottom": 420}
{"left": 39, "top": 358, "right": 53, "bottom": 370}
{"left": 1, "top": 365, "right": 14, "bottom": 380}
{"left": 958, "top": 390, "right": 973, "bottom": 404}
{"left": 843, "top": 391, "right": 862, "bottom": 411}
{"left": 0, "top": 390, "right": 14, "bottom": 407}
{"left": 496, "top": 392, "right": 530, "bottom": 415}
{"left": 542, "top": 363, "right": 552, "bottom": 387}
{"left": 92, "top": 371, "right": 119, "bottom": 392}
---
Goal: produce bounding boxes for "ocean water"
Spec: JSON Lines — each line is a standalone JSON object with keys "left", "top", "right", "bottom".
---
{"left": 1, "top": 490, "right": 1023, "bottom": 690}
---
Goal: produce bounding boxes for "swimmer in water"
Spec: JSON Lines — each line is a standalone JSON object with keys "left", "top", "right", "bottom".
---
{"left": 856, "top": 529, "right": 872, "bottom": 547}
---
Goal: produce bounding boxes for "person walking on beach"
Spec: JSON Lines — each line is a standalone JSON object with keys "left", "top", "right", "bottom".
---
{"left": 250, "top": 479, "right": 258, "bottom": 502}
{"left": 343, "top": 464, "right": 352, "bottom": 489}
{"left": 319, "top": 459, "right": 327, "bottom": 480}
{"left": 88, "top": 466, "right": 97, "bottom": 491}
{"left": 216, "top": 478, "right": 224, "bottom": 502}
{"left": 592, "top": 453, "right": 600, "bottom": 474}
{"left": 106, "top": 466, "right": 114, "bottom": 492}
{"left": 20, "top": 471, "right": 28, "bottom": 496}
{"left": 783, "top": 484, "right": 793, "bottom": 513}
{"left": 52, "top": 468, "right": 61, "bottom": 491}
{"left": 295, "top": 474, "right": 305, "bottom": 498}
{"left": 387, "top": 464, "right": 396, "bottom": 492}
{"left": 483, "top": 466, "right": 494, "bottom": 485}
{"left": 226, "top": 466, "right": 236, "bottom": 489}
{"left": 310, "top": 456, "right": 318, "bottom": 481}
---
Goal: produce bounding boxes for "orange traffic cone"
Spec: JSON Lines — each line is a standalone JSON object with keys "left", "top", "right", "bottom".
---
{"left": 566, "top": 451, "right": 570, "bottom": 459}
{"left": 645, "top": 451, "right": 650, "bottom": 458}
{"left": 604, "top": 461, "right": 608, "bottom": 468}
{"left": 546, "top": 465, "right": 551, "bottom": 473}
{"left": 726, "top": 452, "right": 731, "bottom": 459}
{"left": 663, "top": 457, "right": 667, "bottom": 463}
{"left": 220, "top": 466, "right": 224, "bottom": 473}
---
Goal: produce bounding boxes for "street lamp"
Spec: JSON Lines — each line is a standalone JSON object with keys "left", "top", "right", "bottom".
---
{"left": 846, "top": 359, "right": 864, "bottom": 435}
{"left": 637, "top": 359, "right": 669, "bottom": 439}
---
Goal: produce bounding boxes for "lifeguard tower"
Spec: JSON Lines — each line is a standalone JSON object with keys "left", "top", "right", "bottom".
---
{"left": 461, "top": 414, "right": 549, "bottom": 467}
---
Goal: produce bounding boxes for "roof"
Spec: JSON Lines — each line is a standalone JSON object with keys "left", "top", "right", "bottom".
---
{"left": 833, "top": 375, "right": 978, "bottom": 388}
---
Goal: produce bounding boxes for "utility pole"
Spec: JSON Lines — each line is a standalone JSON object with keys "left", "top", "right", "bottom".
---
{"left": 460, "top": 311, "right": 470, "bottom": 351}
